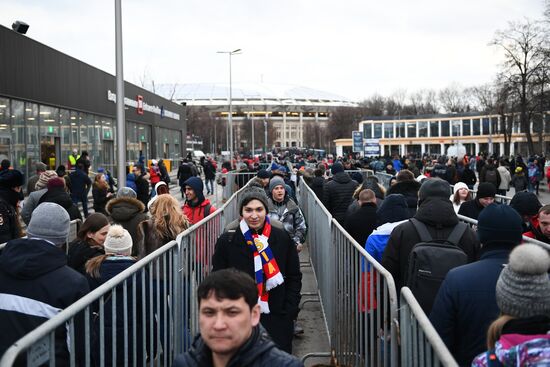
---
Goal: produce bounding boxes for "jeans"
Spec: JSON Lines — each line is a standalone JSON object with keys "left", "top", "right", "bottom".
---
{"left": 71, "top": 193, "right": 88, "bottom": 217}
{"left": 205, "top": 179, "right": 214, "bottom": 194}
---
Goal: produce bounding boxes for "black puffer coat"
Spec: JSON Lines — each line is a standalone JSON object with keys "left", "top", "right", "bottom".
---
{"left": 322, "top": 172, "right": 359, "bottom": 224}
{"left": 386, "top": 180, "right": 421, "bottom": 217}
{"left": 106, "top": 196, "right": 147, "bottom": 251}
{"left": 67, "top": 239, "right": 105, "bottom": 275}
{"left": 309, "top": 176, "right": 325, "bottom": 199}
{"left": 38, "top": 187, "right": 82, "bottom": 221}
{"left": 173, "top": 325, "right": 302, "bottom": 367}
{"left": 382, "top": 197, "right": 480, "bottom": 292}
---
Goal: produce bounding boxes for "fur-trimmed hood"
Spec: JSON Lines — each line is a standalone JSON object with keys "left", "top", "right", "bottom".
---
{"left": 106, "top": 196, "right": 145, "bottom": 221}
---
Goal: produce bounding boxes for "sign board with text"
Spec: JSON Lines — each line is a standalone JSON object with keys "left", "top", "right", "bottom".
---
{"left": 364, "top": 139, "right": 380, "bottom": 156}
{"left": 352, "top": 131, "right": 363, "bottom": 153}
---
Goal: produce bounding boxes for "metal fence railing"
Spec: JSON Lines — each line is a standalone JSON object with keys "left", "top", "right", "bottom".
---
{"left": 400, "top": 287, "right": 459, "bottom": 367}
{"left": 450, "top": 185, "right": 513, "bottom": 205}
{"left": 220, "top": 171, "right": 258, "bottom": 202}
{"left": 0, "top": 182, "right": 249, "bottom": 367}
{"left": 298, "top": 179, "right": 399, "bottom": 366}
{"left": 344, "top": 169, "right": 375, "bottom": 183}
{"left": 375, "top": 172, "right": 393, "bottom": 189}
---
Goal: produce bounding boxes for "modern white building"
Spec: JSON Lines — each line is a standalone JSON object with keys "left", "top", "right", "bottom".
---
{"left": 158, "top": 82, "right": 356, "bottom": 151}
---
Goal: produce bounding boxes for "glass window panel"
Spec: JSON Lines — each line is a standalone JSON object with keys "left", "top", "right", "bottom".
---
{"left": 363, "top": 124, "right": 372, "bottom": 139}
{"left": 473, "top": 118, "right": 481, "bottom": 135}
{"left": 451, "top": 120, "right": 461, "bottom": 136}
{"left": 441, "top": 120, "right": 450, "bottom": 136}
{"left": 462, "top": 119, "right": 471, "bottom": 136}
{"left": 12, "top": 100, "right": 26, "bottom": 174}
{"left": 384, "top": 123, "right": 394, "bottom": 139}
{"left": 0, "top": 98, "right": 11, "bottom": 163}
{"left": 418, "top": 121, "right": 427, "bottom": 137}
{"left": 79, "top": 113, "right": 91, "bottom": 155}
{"left": 545, "top": 114, "right": 550, "bottom": 133}
{"left": 396, "top": 122, "right": 405, "bottom": 138}
{"left": 429, "top": 121, "right": 439, "bottom": 137}
{"left": 482, "top": 118, "right": 490, "bottom": 135}
{"left": 26, "top": 103, "right": 39, "bottom": 178}
{"left": 407, "top": 122, "right": 416, "bottom": 138}
{"left": 491, "top": 117, "right": 498, "bottom": 134}
{"left": 39, "top": 106, "right": 59, "bottom": 136}
{"left": 373, "top": 123, "right": 382, "bottom": 139}
{"left": 70, "top": 111, "right": 79, "bottom": 149}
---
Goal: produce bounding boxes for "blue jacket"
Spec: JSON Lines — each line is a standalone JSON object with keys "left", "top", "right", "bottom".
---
{"left": 429, "top": 248, "right": 512, "bottom": 367}
{"left": 69, "top": 168, "right": 92, "bottom": 196}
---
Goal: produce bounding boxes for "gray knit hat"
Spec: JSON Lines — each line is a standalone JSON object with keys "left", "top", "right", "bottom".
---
{"left": 27, "top": 202, "right": 70, "bottom": 245}
{"left": 117, "top": 187, "right": 137, "bottom": 199}
{"left": 268, "top": 176, "right": 285, "bottom": 194}
{"left": 496, "top": 244, "right": 550, "bottom": 318}
{"left": 239, "top": 187, "right": 269, "bottom": 215}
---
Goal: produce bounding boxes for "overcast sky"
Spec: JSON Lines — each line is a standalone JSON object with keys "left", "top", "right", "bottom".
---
{"left": 1, "top": 0, "right": 546, "bottom": 101}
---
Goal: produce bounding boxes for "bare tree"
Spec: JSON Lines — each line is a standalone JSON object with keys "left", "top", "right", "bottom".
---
{"left": 491, "top": 19, "right": 547, "bottom": 154}
{"left": 409, "top": 89, "right": 439, "bottom": 115}
{"left": 438, "top": 83, "right": 470, "bottom": 113}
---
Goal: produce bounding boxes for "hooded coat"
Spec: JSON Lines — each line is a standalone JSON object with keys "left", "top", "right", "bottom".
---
{"left": 182, "top": 177, "right": 216, "bottom": 225}
{"left": 344, "top": 202, "right": 377, "bottom": 247}
{"left": 386, "top": 180, "right": 421, "bottom": 217}
{"left": 106, "top": 196, "right": 148, "bottom": 250}
{"left": 21, "top": 188, "right": 47, "bottom": 225}
{"left": 38, "top": 187, "right": 82, "bottom": 222}
{"left": 0, "top": 187, "right": 22, "bottom": 244}
{"left": 309, "top": 176, "right": 325, "bottom": 199}
{"left": 267, "top": 195, "right": 307, "bottom": 245}
{"left": 173, "top": 325, "right": 302, "bottom": 367}
{"left": 322, "top": 172, "right": 358, "bottom": 224}
{"left": 0, "top": 238, "right": 89, "bottom": 366}
{"left": 382, "top": 196, "right": 480, "bottom": 292}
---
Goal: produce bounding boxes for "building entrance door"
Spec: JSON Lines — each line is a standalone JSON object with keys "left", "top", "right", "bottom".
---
{"left": 0, "top": 134, "right": 11, "bottom": 164}
{"left": 40, "top": 136, "right": 60, "bottom": 170}
{"left": 102, "top": 140, "right": 115, "bottom": 176}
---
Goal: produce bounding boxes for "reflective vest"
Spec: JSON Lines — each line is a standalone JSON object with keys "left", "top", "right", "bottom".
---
{"left": 68, "top": 154, "right": 80, "bottom": 166}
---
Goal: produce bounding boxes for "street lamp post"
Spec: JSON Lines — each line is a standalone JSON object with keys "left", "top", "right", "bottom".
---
{"left": 114, "top": 0, "right": 126, "bottom": 187}
{"left": 217, "top": 49, "right": 241, "bottom": 168}
{"left": 251, "top": 116, "right": 254, "bottom": 156}
{"left": 264, "top": 119, "right": 268, "bottom": 154}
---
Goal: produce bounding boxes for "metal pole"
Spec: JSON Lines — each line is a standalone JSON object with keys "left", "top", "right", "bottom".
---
{"left": 115, "top": 0, "right": 126, "bottom": 187}
{"left": 264, "top": 119, "right": 268, "bottom": 154}
{"left": 229, "top": 53, "right": 234, "bottom": 168}
{"left": 251, "top": 115, "right": 255, "bottom": 156}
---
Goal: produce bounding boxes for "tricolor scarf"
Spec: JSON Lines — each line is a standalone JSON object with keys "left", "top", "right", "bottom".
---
{"left": 240, "top": 216, "right": 284, "bottom": 314}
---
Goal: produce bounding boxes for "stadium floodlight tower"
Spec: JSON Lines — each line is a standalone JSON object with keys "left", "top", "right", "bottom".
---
{"left": 217, "top": 49, "right": 241, "bottom": 168}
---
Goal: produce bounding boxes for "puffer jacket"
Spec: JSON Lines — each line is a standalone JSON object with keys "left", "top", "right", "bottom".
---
{"left": 106, "top": 196, "right": 148, "bottom": 251}
{"left": 67, "top": 239, "right": 105, "bottom": 275}
{"left": 309, "top": 176, "right": 325, "bottom": 199}
{"left": 322, "top": 172, "right": 358, "bottom": 223}
{"left": 0, "top": 238, "right": 89, "bottom": 367}
{"left": 173, "top": 325, "right": 303, "bottom": 367}
{"left": 267, "top": 196, "right": 307, "bottom": 245}
{"left": 21, "top": 188, "right": 47, "bottom": 225}
{"left": 386, "top": 180, "right": 421, "bottom": 217}
{"left": 382, "top": 196, "right": 480, "bottom": 292}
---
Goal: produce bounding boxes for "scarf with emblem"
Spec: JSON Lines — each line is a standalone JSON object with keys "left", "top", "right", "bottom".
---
{"left": 240, "top": 216, "right": 284, "bottom": 314}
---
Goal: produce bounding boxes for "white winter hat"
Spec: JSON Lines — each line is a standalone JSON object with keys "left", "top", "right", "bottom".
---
{"left": 103, "top": 225, "right": 133, "bottom": 255}
{"left": 453, "top": 182, "right": 469, "bottom": 195}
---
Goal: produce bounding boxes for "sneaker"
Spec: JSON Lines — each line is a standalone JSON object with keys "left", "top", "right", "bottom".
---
{"left": 294, "top": 323, "right": 304, "bottom": 336}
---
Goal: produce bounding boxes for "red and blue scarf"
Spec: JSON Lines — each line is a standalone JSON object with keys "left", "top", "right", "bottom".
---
{"left": 240, "top": 216, "right": 284, "bottom": 313}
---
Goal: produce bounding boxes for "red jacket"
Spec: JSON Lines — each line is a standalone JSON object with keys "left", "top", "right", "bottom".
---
{"left": 182, "top": 199, "right": 216, "bottom": 225}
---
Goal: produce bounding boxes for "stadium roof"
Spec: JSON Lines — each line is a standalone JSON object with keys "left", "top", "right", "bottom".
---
{"left": 156, "top": 82, "right": 357, "bottom": 108}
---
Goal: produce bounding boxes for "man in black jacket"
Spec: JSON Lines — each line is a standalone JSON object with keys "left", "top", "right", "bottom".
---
{"left": 344, "top": 189, "right": 378, "bottom": 246}
{"left": 458, "top": 182, "right": 496, "bottom": 220}
{"left": 173, "top": 269, "right": 302, "bottom": 367}
{"left": 0, "top": 169, "right": 24, "bottom": 243}
{"left": 69, "top": 163, "right": 92, "bottom": 217}
{"left": 0, "top": 202, "right": 89, "bottom": 366}
{"left": 133, "top": 165, "right": 150, "bottom": 211}
{"left": 322, "top": 162, "right": 358, "bottom": 224}
{"left": 382, "top": 178, "right": 480, "bottom": 292}
{"left": 212, "top": 188, "right": 302, "bottom": 353}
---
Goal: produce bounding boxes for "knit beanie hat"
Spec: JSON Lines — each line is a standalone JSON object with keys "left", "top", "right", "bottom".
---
{"left": 35, "top": 162, "right": 47, "bottom": 172}
{"left": 46, "top": 177, "right": 66, "bottom": 190}
{"left": 103, "top": 225, "right": 133, "bottom": 255}
{"left": 257, "top": 169, "right": 271, "bottom": 179}
{"left": 268, "top": 176, "right": 285, "bottom": 193}
{"left": 496, "top": 244, "right": 550, "bottom": 318}
{"left": 35, "top": 170, "right": 58, "bottom": 190}
{"left": 377, "top": 194, "right": 410, "bottom": 226}
{"left": 0, "top": 169, "right": 24, "bottom": 189}
{"left": 331, "top": 162, "right": 344, "bottom": 175}
{"left": 184, "top": 177, "right": 205, "bottom": 203}
{"left": 477, "top": 204, "right": 523, "bottom": 246}
{"left": 117, "top": 187, "right": 137, "bottom": 199}
{"left": 27, "top": 202, "right": 70, "bottom": 245}
{"left": 453, "top": 182, "right": 469, "bottom": 195}
{"left": 418, "top": 178, "right": 451, "bottom": 202}
{"left": 510, "top": 191, "right": 542, "bottom": 217}
{"left": 239, "top": 187, "right": 269, "bottom": 215}
{"left": 476, "top": 182, "right": 496, "bottom": 199}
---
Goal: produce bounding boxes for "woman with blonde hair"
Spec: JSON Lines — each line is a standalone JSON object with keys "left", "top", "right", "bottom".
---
{"left": 137, "top": 194, "right": 189, "bottom": 258}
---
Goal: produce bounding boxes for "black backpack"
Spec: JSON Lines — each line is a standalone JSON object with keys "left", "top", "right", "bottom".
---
{"left": 485, "top": 168, "right": 499, "bottom": 187}
{"left": 406, "top": 218, "right": 468, "bottom": 314}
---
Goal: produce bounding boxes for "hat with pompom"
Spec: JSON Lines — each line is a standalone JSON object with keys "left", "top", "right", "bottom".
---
{"left": 496, "top": 244, "right": 550, "bottom": 318}
{"left": 103, "top": 225, "right": 133, "bottom": 255}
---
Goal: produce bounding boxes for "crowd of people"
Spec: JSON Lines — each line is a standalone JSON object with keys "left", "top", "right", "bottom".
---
{"left": 0, "top": 147, "right": 549, "bottom": 366}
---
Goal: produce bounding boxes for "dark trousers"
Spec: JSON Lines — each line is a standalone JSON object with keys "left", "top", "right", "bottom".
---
{"left": 71, "top": 193, "right": 89, "bottom": 217}
{"left": 260, "top": 313, "right": 294, "bottom": 354}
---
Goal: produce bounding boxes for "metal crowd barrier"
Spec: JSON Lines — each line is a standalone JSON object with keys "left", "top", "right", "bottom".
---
{"left": 450, "top": 184, "right": 513, "bottom": 205}
{"left": 375, "top": 172, "right": 394, "bottom": 189}
{"left": 298, "top": 179, "right": 399, "bottom": 366}
{"left": 0, "top": 218, "right": 79, "bottom": 253}
{"left": 344, "top": 169, "right": 375, "bottom": 182}
{"left": 221, "top": 171, "right": 258, "bottom": 202}
{"left": 400, "top": 287, "right": 459, "bottom": 367}
{"left": 0, "top": 181, "right": 249, "bottom": 367}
